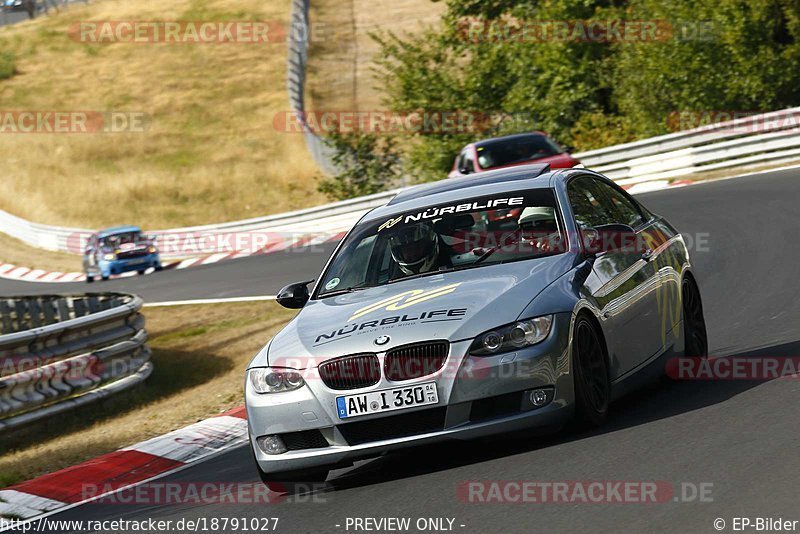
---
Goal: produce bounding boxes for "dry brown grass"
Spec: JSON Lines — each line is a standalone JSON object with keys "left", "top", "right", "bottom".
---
{"left": 307, "top": 0, "right": 444, "bottom": 112}
{"left": 0, "top": 231, "right": 82, "bottom": 272}
{"left": 0, "top": 0, "right": 327, "bottom": 230}
{"left": 0, "top": 301, "right": 296, "bottom": 486}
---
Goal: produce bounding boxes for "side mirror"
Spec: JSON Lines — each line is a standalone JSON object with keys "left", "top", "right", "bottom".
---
{"left": 276, "top": 280, "right": 313, "bottom": 309}
{"left": 582, "top": 223, "right": 637, "bottom": 256}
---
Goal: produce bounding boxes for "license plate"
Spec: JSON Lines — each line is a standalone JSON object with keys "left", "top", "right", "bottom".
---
{"left": 336, "top": 382, "right": 438, "bottom": 419}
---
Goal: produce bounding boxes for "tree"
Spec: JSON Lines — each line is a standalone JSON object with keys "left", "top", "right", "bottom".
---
{"left": 374, "top": 0, "right": 800, "bottom": 176}
{"left": 317, "top": 131, "right": 403, "bottom": 201}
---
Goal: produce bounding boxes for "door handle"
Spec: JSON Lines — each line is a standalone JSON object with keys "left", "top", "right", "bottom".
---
{"left": 641, "top": 248, "right": 654, "bottom": 261}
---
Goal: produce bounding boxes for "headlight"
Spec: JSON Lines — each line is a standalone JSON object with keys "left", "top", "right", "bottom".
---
{"left": 248, "top": 367, "right": 305, "bottom": 394}
{"left": 148, "top": 246, "right": 157, "bottom": 253}
{"left": 469, "top": 315, "right": 553, "bottom": 356}
{"left": 103, "top": 253, "right": 116, "bottom": 261}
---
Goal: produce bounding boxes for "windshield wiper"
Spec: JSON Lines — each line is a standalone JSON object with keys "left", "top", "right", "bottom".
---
{"left": 318, "top": 286, "right": 373, "bottom": 299}
{"left": 386, "top": 265, "right": 464, "bottom": 284}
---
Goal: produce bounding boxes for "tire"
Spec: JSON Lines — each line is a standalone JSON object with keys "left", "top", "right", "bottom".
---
{"left": 572, "top": 315, "right": 610, "bottom": 427}
{"left": 85, "top": 275, "right": 94, "bottom": 283}
{"left": 682, "top": 275, "right": 708, "bottom": 359}
{"left": 101, "top": 274, "right": 110, "bottom": 281}
{"left": 137, "top": 270, "right": 146, "bottom": 276}
{"left": 154, "top": 264, "right": 163, "bottom": 272}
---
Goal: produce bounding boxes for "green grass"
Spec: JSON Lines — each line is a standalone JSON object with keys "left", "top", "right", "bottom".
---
{"left": 0, "top": 51, "right": 15, "bottom": 80}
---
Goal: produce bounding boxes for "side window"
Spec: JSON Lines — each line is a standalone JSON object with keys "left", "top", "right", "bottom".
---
{"left": 593, "top": 180, "right": 646, "bottom": 228}
{"left": 567, "top": 176, "right": 617, "bottom": 229}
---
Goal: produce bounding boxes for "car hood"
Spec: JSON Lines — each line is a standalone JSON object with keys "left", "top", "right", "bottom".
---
{"left": 264, "top": 254, "right": 573, "bottom": 368}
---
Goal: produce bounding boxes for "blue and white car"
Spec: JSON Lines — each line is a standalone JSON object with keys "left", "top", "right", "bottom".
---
{"left": 83, "top": 226, "right": 162, "bottom": 282}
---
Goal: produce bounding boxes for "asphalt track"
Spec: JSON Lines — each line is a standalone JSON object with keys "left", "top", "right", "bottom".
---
{"left": 6, "top": 167, "right": 800, "bottom": 533}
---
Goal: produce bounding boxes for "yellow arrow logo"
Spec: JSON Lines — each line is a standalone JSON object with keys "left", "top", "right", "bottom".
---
{"left": 348, "top": 283, "right": 461, "bottom": 321}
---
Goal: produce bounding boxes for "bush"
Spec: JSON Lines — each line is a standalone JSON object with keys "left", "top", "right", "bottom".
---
{"left": 317, "top": 131, "right": 403, "bottom": 200}
{"left": 375, "top": 0, "right": 800, "bottom": 170}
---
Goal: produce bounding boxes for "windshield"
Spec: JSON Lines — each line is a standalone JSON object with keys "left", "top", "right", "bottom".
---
{"left": 100, "top": 231, "right": 145, "bottom": 249}
{"left": 476, "top": 134, "right": 563, "bottom": 170}
{"left": 317, "top": 189, "right": 565, "bottom": 296}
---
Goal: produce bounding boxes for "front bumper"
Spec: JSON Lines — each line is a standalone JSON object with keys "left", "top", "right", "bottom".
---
{"left": 95, "top": 254, "right": 161, "bottom": 276}
{"left": 246, "top": 312, "right": 575, "bottom": 474}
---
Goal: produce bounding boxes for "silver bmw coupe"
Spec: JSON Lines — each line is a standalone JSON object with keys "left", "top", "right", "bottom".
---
{"left": 245, "top": 164, "right": 707, "bottom": 482}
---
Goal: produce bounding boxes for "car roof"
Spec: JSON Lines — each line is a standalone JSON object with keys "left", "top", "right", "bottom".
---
{"left": 473, "top": 131, "right": 549, "bottom": 148}
{"left": 98, "top": 225, "right": 142, "bottom": 238}
{"left": 366, "top": 164, "right": 558, "bottom": 223}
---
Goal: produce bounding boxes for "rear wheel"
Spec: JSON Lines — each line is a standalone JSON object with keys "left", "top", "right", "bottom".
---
{"left": 137, "top": 270, "right": 146, "bottom": 276}
{"left": 572, "top": 315, "right": 610, "bottom": 427}
{"left": 101, "top": 274, "right": 109, "bottom": 281}
{"left": 682, "top": 275, "right": 708, "bottom": 358}
{"left": 85, "top": 275, "right": 94, "bottom": 283}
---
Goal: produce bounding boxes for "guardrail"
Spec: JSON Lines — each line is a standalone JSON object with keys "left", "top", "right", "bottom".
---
{"left": 0, "top": 293, "right": 151, "bottom": 432}
{"left": 287, "top": 0, "right": 338, "bottom": 175}
{"left": 575, "top": 107, "right": 800, "bottom": 183}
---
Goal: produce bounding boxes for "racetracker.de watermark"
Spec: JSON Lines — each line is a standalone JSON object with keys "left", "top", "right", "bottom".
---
{"left": 457, "top": 480, "right": 713, "bottom": 504}
{"left": 666, "top": 110, "right": 800, "bottom": 133}
{"left": 66, "top": 230, "right": 332, "bottom": 256}
{"left": 456, "top": 18, "right": 717, "bottom": 43}
{"left": 0, "top": 111, "right": 149, "bottom": 134}
{"left": 273, "top": 110, "right": 498, "bottom": 135}
{"left": 69, "top": 20, "right": 329, "bottom": 44}
{"left": 668, "top": 356, "right": 800, "bottom": 380}
{"left": 80, "top": 482, "right": 326, "bottom": 505}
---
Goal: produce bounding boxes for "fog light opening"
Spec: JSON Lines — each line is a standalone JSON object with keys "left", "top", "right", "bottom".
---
{"left": 528, "top": 387, "right": 553, "bottom": 408}
{"left": 256, "top": 435, "right": 288, "bottom": 455}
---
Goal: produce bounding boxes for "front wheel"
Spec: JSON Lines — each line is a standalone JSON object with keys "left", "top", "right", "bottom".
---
{"left": 572, "top": 315, "right": 610, "bottom": 427}
{"left": 682, "top": 275, "right": 708, "bottom": 358}
{"left": 85, "top": 275, "right": 94, "bottom": 283}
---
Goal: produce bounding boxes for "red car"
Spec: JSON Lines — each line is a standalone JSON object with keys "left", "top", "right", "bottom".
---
{"left": 448, "top": 132, "right": 581, "bottom": 178}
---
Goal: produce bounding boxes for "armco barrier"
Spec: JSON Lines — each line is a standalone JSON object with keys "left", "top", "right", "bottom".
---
{"left": 287, "top": 0, "right": 338, "bottom": 175}
{"left": 0, "top": 293, "right": 151, "bottom": 432}
{"left": 575, "top": 107, "right": 800, "bottom": 183}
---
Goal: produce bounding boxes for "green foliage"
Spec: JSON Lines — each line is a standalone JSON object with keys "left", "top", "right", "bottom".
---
{"left": 317, "top": 131, "right": 403, "bottom": 200}
{"left": 375, "top": 0, "right": 800, "bottom": 174}
{"left": 613, "top": 0, "right": 800, "bottom": 137}
{"left": 0, "top": 51, "right": 16, "bottom": 81}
